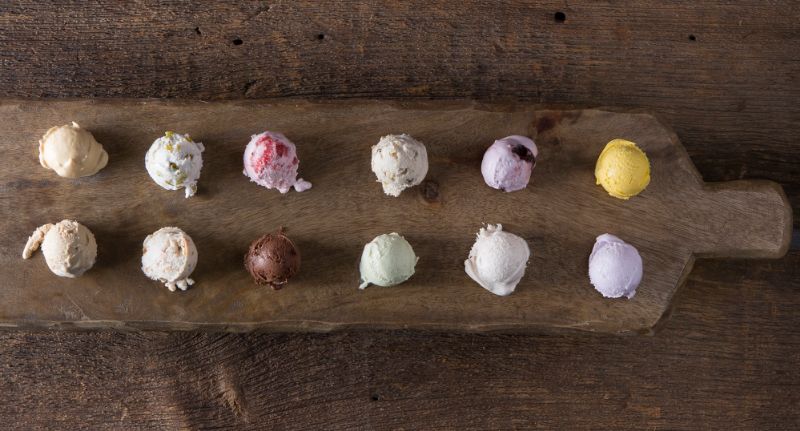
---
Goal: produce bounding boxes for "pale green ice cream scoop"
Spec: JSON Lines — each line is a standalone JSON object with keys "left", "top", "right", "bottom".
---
{"left": 358, "top": 233, "right": 418, "bottom": 289}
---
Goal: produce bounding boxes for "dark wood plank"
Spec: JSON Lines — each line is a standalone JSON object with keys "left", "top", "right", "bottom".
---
{"left": 0, "top": 1, "right": 798, "bottom": 429}
{"left": 0, "top": 253, "right": 798, "bottom": 430}
{"left": 0, "top": 1, "right": 797, "bottom": 220}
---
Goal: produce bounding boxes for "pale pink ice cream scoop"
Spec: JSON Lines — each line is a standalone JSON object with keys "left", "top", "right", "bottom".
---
{"left": 588, "top": 233, "right": 643, "bottom": 299}
{"left": 480, "top": 135, "right": 538, "bottom": 192}
{"left": 243, "top": 131, "right": 312, "bottom": 193}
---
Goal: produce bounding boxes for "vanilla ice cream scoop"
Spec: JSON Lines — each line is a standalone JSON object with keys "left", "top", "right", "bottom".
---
{"left": 22, "top": 219, "right": 97, "bottom": 277}
{"left": 464, "top": 224, "right": 530, "bottom": 296}
{"left": 481, "top": 135, "right": 538, "bottom": 192}
{"left": 39, "top": 122, "right": 108, "bottom": 178}
{"left": 145, "top": 131, "right": 204, "bottom": 198}
{"left": 371, "top": 134, "right": 428, "bottom": 197}
{"left": 588, "top": 233, "right": 643, "bottom": 299}
{"left": 141, "top": 227, "right": 198, "bottom": 292}
{"left": 359, "top": 233, "right": 418, "bottom": 289}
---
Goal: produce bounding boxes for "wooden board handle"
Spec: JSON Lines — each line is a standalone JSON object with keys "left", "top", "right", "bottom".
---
{"left": 692, "top": 180, "right": 792, "bottom": 259}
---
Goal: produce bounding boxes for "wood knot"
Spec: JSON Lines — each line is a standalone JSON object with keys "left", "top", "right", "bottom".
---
{"left": 420, "top": 180, "right": 440, "bottom": 203}
{"left": 536, "top": 116, "right": 556, "bottom": 134}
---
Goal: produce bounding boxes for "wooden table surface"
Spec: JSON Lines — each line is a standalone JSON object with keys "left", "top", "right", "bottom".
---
{"left": 1, "top": 1, "right": 798, "bottom": 429}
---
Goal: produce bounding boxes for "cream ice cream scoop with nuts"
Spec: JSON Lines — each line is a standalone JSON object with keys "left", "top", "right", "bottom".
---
{"left": 464, "top": 224, "right": 530, "bottom": 296}
{"left": 370, "top": 134, "right": 429, "bottom": 197}
{"left": 141, "top": 227, "right": 198, "bottom": 292}
{"left": 145, "top": 131, "right": 204, "bottom": 198}
{"left": 39, "top": 122, "right": 108, "bottom": 178}
{"left": 22, "top": 219, "right": 97, "bottom": 278}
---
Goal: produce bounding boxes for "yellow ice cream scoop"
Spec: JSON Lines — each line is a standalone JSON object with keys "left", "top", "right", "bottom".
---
{"left": 594, "top": 139, "right": 650, "bottom": 199}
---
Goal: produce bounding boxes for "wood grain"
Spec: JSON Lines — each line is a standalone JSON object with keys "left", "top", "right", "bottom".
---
{"left": 0, "top": 252, "right": 798, "bottom": 430}
{"left": 0, "top": 1, "right": 799, "bottom": 429}
{"left": 1, "top": 0, "right": 797, "bottom": 221}
{"left": 0, "top": 100, "right": 790, "bottom": 334}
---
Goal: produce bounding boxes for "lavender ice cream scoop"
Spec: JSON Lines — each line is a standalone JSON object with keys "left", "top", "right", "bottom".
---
{"left": 588, "top": 234, "right": 643, "bottom": 299}
{"left": 480, "top": 135, "right": 538, "bottom": 192}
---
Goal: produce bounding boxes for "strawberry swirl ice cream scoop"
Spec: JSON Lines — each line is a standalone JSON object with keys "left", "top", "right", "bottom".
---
{"left": 243, "top": 131, "right": 312, "bottom": 193}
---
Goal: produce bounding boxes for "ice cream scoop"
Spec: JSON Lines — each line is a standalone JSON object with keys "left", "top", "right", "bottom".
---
{"left": 145, "top": 131, "right": 204, "bottom": 198}
{"left": 243, "top": 131, "right": 312, "bottom": 193}
{"left": 22, "top": 219, "right": 97, "bottom": 278}
{"left": 464, "top": 224, "right": 530, "bottom": 296}
{"left": 481, "top": 135, "right": 538, "bottom": 192}
{"left": 39, "top": 122, "right": 108, "bottom": 178}
{"left": 244, "top": 230, "right": 301, "bottom": 289}
{"left": 141, "top": 227, "right": 198, "bottom": 292}
{"left": 588, "top": 233, "right": 643, "bottom": 299}
{"left": 594, "top": 139, "right": 650, "bottom": 200}
{"left": 371, "top": 134, "right": 428, "bottom": 197}
{"left": 359, "top": 233, "right": 418, "bottom": 289}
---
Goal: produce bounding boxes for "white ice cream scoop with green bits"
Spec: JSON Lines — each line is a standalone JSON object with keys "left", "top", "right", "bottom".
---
{"left": 145, "top": 131, "right": 204, "bottom": 198}
{"left": 358, "top": 233, "right": 418, "bottom": 289}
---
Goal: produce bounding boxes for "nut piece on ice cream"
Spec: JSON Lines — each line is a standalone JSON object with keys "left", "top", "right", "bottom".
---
{"left": 244, "top": 230, "right": 301, "bottom": 289}
{"left": 39, "top": 122, "right": 108, "bottom": 178}
{"left": 370, "top": 134, "right": 429, "bottom": 197}
{"left": 141, "top": 227, "right": 198, "bottom": 292}
{"left": 481, "top": 135, "right": 538, "bottom": 192}
{"left": 359, "top": 233, "right": 418, "bottom": 289}
{"left": 464, "top": 224, "right": 530, "bottom": 296}
{"left": 588, "top": 233, "right": 643, "bottom": 299}
{"left": 243, "top": 131, "right": 312, "bottom": 193}
{"left": 594, "top": 139, "right": 650, "bottom": 200}
{"left": 22, "top": 219, "right": 97, "bottom": 278}
{"left": 145, "top": 131, "right": 204, "bottom": 198}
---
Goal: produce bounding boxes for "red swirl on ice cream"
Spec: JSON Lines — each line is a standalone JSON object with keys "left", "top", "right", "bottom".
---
{"left": 243, "top": 131, "right": 312, "bottom": 193}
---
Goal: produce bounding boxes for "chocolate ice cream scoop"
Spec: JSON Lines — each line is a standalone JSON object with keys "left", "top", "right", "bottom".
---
{"left": 244, "top": 231, "right": 300, "bottom": 289}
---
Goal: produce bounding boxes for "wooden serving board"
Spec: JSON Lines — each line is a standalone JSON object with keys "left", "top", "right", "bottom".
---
{"left": 0, "top": 100, "right": 791, "bottom": 334}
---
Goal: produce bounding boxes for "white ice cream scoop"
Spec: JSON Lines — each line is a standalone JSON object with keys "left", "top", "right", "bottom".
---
{"left": 464, "top": 224, "right": 530, "bottom": 296}
{"left": 22, "top": 219, "right": 97, "bottom": 278}
{"left": 370, "top": 134, "right": 428, "bottom": 197}
{"left": 145, "top": 131, "right": 204, "bottom": 198}
{"left": 588, "top": 233, "right": 643, "bottom": 299}
{"left": 141, "top": 227, "right": 198, "bottom": 292}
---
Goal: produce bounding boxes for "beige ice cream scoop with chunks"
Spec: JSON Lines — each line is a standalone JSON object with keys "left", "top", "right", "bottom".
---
{"left": 39, "top": 122, "right": 108, "bottom": 178}
{"left": 141, "top": 227, "right": 198, "bottom": 292}
{"left": 22, "top": 219, "right": 97, "bottom": 278}
{"left": 370, "top": 134, "right": 429, "bottom": 197}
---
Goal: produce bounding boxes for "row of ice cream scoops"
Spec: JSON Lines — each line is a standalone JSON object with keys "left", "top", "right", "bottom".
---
{"left": 21, "top": 220, "right": 297, "bottom": 292}
{"left": 22, "top": 220, "right": 643, "bottom": 299}
{"left": 360, "top": 227, "right": 643, "bottom": 299}
{"left": 36, "top": 122, "right": 652, "bottom": 199}
{"left": 36, "top": 124, "right": 312, "bottom": 197}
